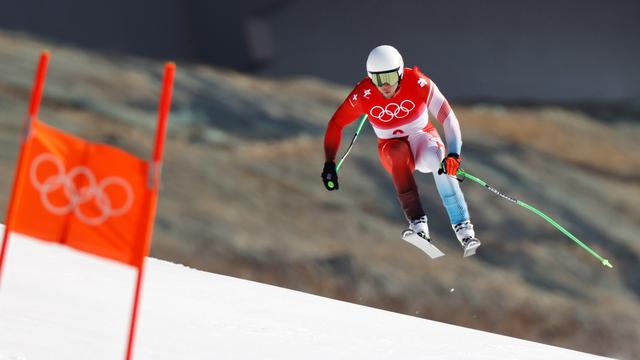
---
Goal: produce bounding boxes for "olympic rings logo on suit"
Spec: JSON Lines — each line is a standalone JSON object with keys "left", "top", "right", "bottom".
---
{"left": 369, "top": 100, "right": 415, "bottom": 122}
{"left": 29, "top": 152, "right": 134, "bottom": 226}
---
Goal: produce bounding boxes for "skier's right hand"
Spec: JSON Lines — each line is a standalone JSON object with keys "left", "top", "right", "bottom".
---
{"left": 321, "top": 161, "right": 339, "bottom": 191}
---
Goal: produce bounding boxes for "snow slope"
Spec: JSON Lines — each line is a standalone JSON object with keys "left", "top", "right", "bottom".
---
{"left": 0, "top": 227, "right": 614, "bottom": 360}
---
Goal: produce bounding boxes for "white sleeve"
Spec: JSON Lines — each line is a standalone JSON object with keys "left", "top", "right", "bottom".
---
{"left": 427, "top": 81, "right": 462, "bottom": 155}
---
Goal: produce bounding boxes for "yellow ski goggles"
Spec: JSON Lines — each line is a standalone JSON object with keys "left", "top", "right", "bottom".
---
{"left": 369, "top": 69, "right": 401, "bottom": 86}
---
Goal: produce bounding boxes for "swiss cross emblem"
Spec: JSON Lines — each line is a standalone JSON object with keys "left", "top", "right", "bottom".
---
{"left": 363, "top": 89, "right": 372, "bottom": 99}
{"left": 418, "top": 78, "right": 428, "bottom": 88}
{"left": 352, "top": 94, "right": 358, "bottom": 101}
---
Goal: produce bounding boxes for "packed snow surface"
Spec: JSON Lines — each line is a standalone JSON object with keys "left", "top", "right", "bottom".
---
{"left": 0, "top": 228, "right": 613, "bottom": 359}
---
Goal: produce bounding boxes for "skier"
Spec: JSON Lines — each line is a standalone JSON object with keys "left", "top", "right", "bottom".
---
{"left": 321, "top": 45, "right": 481, "bottom": 257}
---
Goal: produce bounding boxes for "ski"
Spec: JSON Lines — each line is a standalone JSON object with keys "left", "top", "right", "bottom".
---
{"left": 462, "top": 239, "right": 481, "bottom": 258}
{"left": 401, "top": 230, "right": 445, "bottom": 259}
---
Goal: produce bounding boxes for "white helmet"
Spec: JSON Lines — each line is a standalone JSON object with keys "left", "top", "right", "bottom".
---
{"left": 366, "top": 45, "right": 404, "bottom": 82}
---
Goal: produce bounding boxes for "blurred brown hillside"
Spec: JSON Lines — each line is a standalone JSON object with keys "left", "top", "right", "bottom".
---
{"left": 0, "top": 32, "right": 638, "bottom": 359}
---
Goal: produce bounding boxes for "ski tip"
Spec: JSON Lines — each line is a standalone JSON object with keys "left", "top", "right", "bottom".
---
{"left": 602, "top": 259, "right": 613, "bottom": 269}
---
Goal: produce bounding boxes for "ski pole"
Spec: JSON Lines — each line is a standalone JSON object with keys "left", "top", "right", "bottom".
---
{"left": 457, "top": 169, "right": 613, "bottom": 269}
{"left": 327, "top": 115, "right": 368, "bottom": 189}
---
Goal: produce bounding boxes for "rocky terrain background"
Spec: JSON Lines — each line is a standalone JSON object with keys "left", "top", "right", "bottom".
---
{"left": 0, "top": 32, "right": 638, "bottom": 359}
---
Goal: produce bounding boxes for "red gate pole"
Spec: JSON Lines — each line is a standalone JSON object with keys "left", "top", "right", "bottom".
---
{"left": 0, "top": 51, "right": 50, "bottom": 288}
{"left": 125, "top": 62, "right": 175, "bottom": 360}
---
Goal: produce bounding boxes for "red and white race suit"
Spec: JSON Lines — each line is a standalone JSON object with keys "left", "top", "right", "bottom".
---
{"left": 323, "top": 66, "right": 469, "bottom": 223}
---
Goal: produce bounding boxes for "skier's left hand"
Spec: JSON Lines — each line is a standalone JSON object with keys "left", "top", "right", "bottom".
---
{"left": 321, "top": 161, "right": 339, "bottom": 191}
{"left": 439, "top": 153, "right": 461, "bottom": 176}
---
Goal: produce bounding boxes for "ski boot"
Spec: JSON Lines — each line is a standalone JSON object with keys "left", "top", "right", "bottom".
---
{"left": 453, "top": 220, "right": 481, "bottom": 257}
{"left": 402, "top": 215, "right": 430, "bottom": 241}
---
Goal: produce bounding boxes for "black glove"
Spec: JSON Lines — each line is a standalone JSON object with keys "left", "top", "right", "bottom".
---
{"left": 321, "top": 161, "right": 339, "bottom": 191}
